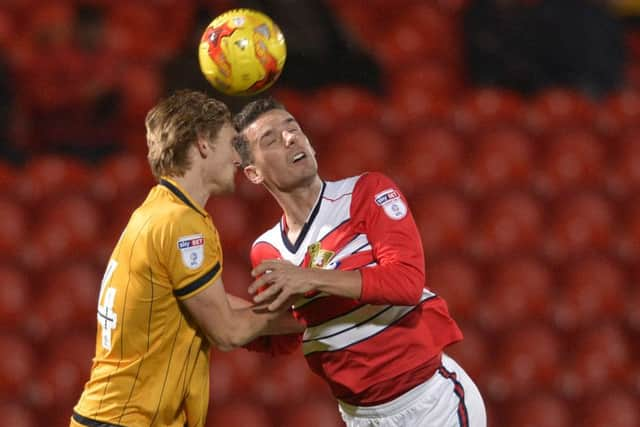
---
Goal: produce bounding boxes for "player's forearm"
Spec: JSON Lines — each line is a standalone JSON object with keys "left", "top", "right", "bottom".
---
{"left": 226, "top": 293, "right": 253, "bottom": 309}
{"left": 219, "top": 308, "right": 304, "bottom": 351}
{"left": 309, "top": 269, "right": 362, "bottom": 300}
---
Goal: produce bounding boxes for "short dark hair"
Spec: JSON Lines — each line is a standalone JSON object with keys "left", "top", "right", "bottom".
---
{"left": 233, "top": 97, "right": 286, "bottom": 132}
{"left": 232, "top": 97, "right": 286, "bottom": 167}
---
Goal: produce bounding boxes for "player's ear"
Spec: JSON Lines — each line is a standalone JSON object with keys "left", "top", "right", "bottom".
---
{"left": 243, "top": 164, "right": 264, "bottom": 184}
{"left": 195, "top": 137, "right": 211, "bottom": 158}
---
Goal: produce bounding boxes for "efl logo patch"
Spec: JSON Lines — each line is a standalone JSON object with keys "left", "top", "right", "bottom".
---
{"left": 177, "top": 234, "right": 205, "bottom": 269}
{"left": 374, "top": 188, "right": 407, "bottom": 220}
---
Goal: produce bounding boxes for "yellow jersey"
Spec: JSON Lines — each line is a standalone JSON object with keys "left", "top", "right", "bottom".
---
{"left": 73, "top": 178, "right": 223, "bottom": 427}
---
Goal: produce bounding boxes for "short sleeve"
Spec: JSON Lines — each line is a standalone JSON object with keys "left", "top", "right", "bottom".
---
{"left": 164, "top": 211, "right": 223, "bottom": 300}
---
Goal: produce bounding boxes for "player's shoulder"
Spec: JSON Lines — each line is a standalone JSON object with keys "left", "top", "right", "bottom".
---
{"left": 348, "top": 172, "right": 399, "bottom": 198}
{"left": 141, "top": 196, "right": 209, "bottom": 240}
{"left": 251, "top": 222, "right": 282, "bottom": 262}
{"left": 355, "top": 171, "right": 396, "bottom": 188}
{"left": 252, "top": 221, "right": 281, "bottom": 248}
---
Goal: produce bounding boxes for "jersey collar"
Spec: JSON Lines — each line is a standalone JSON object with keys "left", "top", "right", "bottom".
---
{"left": 280, "top": 181, "right": 326, "bottom": 253}
{"left": 159, "top": 177, "right": 208, "bottom": 217}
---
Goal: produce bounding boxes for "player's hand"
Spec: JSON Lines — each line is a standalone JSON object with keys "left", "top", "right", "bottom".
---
{"left": 249, "top": 260, "right": 314, "bottom": 311}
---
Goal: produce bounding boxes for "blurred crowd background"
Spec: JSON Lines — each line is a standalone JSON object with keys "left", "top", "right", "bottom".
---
{"left": 1, "top": 0, "right": 640, "bottom": 426}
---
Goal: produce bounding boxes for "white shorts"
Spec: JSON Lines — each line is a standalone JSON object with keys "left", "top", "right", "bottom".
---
{"left": 338, "top": 354, "right": 486, "bottom": 427}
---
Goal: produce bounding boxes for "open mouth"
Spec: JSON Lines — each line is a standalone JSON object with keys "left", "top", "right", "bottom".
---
{"left": 292, "top": 152, "right": 306, "bottom": 163}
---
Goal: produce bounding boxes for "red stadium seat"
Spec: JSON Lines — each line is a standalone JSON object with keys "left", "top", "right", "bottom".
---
{"left": 0, "top": 197, "right": 28, "bottom": 259}
{"left": 0, "top": 161, "right": 16, "bottom": 197}
{"left": 486, "top": 324, "right": 561, "bottom": 400}
{"left": 0, "top": 334, "right": 35, "bottom": 399}
{"left": 477, "top": 257, "right": 553, "bottom": 331}
{"left": 0, "top": 9, "right": 14, "bottom": 51}
{"left": 466, "top": 127, "right": 534, "bottom": 196}
{"left": 627, "top": 270, "right": 640, "bottom": 332}
{"left": 626, "top": 61, "right": 640, "bottom": 91}
{"left": 302, "top": 86, "right": 382, "bottom": 140}
{"left": 374, "top": 4, "right": 457, "bottom": 68}
{"left": 427, "top": 256, "right": 479, "bottom": 321}
{"left": 558, "top": 324, "right": 630, "bottom": 400}
{"left": 525, "top": 89, "right": 596, "bottom": 135}
{"left": 43, "top": 262, "right": 101, "bottom": 327}
{"left": 473, "top": 192, "right": 543, "bottom": 258}
{"left": 220, "top": 257, "right": 254, "bottom": 300}
{"left": 384, "top": 86, "right": 453, "bottom": 134}
{"left": 597, "top": 90, "right": 640, "bottom": 136}
{"left": 16, "top": 156, "right": 91, "bottom": 205}
{"left": 546, "top": 193, "right": 615, "bottom": 260}
{"left": 91, "top": 153, "right": 155, "bottom": 204}
{"left": 444, "top": 323, "right": 489, "bottom": 389}
{"left": 279, "top": 399, "right": 345, "bottom": 427}
{"left": 26, "top": 282, "right": 78, "bottom": 343}
{"left": 537, "top": 129, "right": 605, "bottom": 196}
{"left": 271, "top": 87, "right": 307, "bottom": 119}
{"left": 507, "top": 394, "right": 572, "bottom": 427}
{"left": 211, "top": 349, "right": 269, "bottom": 402}
{"left": 413, "top": 191, "right": 471, "bottom": 254}
{"left": 386, "top": 60, "right": 462, "bottom": 101}
{"left": 453, "top": 89, "right": 525, "bottom": 133}
{"left": 24, "top": 2, "right": 74, "bottom": 52}
{"left": 119, "top": 63, "right": 162, "bottom": 125}
{"left": 207, "top": 196, "right": 253, "bottom": 253}
{"left": 40, "top": 194, "right": 103, "bottom": 252}
{"left": 581, "top": 391, "right": 639, "bottom": 427}
{"left": 391, "top": 125, "right": 464, "bottom": 193}
{"left": 0, "top": 402, "right": 36, "bottom": 427}
{"left": 20, "top": 219, "right": 74, "bottom": 272}
{"left": 29, "top": 333, "right": 94, "bottom": 411}
{"left": 252, "top": 354, "right": 318, "bottom": 407}
{"left": 207, "top": 401, "right": 272, "bottom": 427}
{"left": 608, "top": 127, "right": 640, "bottom": 197}
{"left": 553, "top": 257, "right": 626, "bottom": 331}
{"left": 618, "top": 197, "right": 640, "bottom": 259}
{"left": 104, "top": 3, "right": 161, "bottom": 59}
{"left": 321, "top": 124, "right": 390, "bottom": 179}
{"left": 0, "top": 265, "right": 30, "bottom": 328}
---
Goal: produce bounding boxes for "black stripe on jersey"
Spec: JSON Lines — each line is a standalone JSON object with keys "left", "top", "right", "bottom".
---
{"left": 97, "top": 215, "right": 154, "bottom": 417}
{"left": 160, "top": 179, "right": 205, "bottom": 217}
{"left": 173, "top": 262, "right": 221, "bottom": 298}
{"left": 303, "top": 296, "right": 436, "bottom": 355}
{"left": 151, "top": 315, "right": 183, "bottom": 425}
{"left": 179, "top": 334, "right": 199, "bottom": 404}
{"left": 303, "top": 304, "right": 397, "bottom": 342}
{"left": 73, "top": 411, "right": 125, "bottom": 427}
{"left": 118, "top": 267, "right": 156, "bottom": 424}
{"left": 281, "top": 181, "right": 326, "bottom": 253}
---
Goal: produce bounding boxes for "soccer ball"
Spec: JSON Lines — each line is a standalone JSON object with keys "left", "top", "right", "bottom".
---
{"left": 198, "top": 9, "right": 287, "bottom": 96}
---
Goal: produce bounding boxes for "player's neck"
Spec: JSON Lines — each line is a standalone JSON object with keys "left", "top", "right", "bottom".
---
{"left": 170, "top": 173, "right": 210, "bottom": 210}
{"left": 276, "top": 177, "right": 323, "bottom": 236}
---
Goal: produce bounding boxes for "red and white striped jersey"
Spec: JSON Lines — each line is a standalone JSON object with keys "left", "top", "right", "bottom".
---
{"left": 248, "top": 172, "right": 463, "bottom": 406}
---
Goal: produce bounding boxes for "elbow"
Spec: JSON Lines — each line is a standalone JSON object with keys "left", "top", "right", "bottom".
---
{"left": 208, "top": 328, "right": 250, "bottom": 351}
{"left": 406, "top": 285, "right": 424, "bottom": 306}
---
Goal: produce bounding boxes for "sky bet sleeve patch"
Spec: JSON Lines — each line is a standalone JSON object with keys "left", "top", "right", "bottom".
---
{"left": 177, "top": 234, "right": 205, "bottom": 269}
{"left": 374, "top": 189, "right": 407, "bottom": 220}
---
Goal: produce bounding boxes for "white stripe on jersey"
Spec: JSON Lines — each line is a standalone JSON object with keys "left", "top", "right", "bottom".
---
{"left": 302, "top": 289, "right": 435, "bottom": 355}
{"left": 293, "top": 292, "right": 330, "bottom": 309}
{"left": 331, "top": 234, "right": 372, "bottom": 264}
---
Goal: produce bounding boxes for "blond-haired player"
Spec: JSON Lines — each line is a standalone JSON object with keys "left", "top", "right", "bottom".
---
{"left": 71, "top": 90, "right": 303, "bottom": 427}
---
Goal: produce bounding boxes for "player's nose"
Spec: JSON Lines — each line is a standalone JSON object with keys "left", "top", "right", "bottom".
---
{"left": 282, "top": 130, "right": 297, "bottom": 147}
